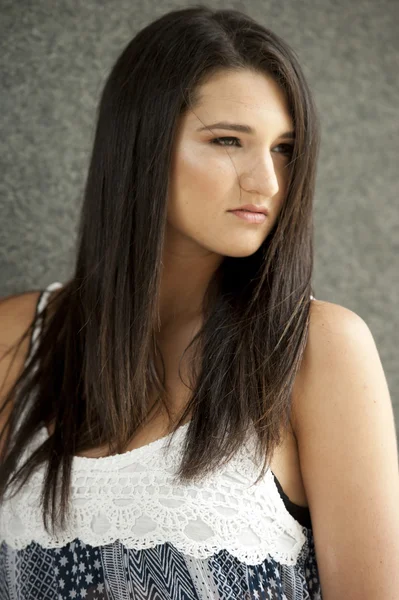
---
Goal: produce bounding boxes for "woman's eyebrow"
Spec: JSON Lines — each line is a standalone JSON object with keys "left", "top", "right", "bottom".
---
{"left": 196, "top": 121, "right": 295, "bottom": 139}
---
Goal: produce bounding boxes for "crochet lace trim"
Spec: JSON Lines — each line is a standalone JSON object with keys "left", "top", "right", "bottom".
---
{"left": 1, "top": 423, "right": 307, "bottom": 566}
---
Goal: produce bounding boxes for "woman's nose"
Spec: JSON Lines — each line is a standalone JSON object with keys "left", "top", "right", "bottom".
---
{"left": 240, "top": 155, "right": 280, "bottom": 198}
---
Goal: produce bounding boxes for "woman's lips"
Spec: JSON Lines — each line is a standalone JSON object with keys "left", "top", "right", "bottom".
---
{"left": 229, "top": 209, "right": 267, "bottom": 224}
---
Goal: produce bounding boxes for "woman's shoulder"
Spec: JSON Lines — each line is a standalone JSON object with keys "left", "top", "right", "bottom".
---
{"left": 0, "top": 289, "right": 44, "bottom": 452}
{"left": 0, "top": 288, "right": 43, "bottom": 364}
{"left": 291, "top": 298, "right": 369, "bottom": 428}
{"left": 0, "top": 282, "right": 64, "bottom": 368}
{"left": 305, "top": 296, "right": 369, "bottom": 348}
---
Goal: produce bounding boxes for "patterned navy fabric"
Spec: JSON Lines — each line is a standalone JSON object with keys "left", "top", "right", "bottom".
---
{"left": 0, "top": 528, "right": 321, "bottom": 599}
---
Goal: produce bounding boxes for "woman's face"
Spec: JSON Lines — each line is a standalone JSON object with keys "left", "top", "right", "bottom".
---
{"left": 167, "top": 69, "right": 295, "bottom": 258}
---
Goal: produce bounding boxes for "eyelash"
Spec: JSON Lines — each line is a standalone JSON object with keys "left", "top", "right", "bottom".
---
{"left": 210, "top": 136, "right": 294, "bottom": 156}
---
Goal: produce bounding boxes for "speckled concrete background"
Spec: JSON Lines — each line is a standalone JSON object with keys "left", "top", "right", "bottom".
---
{"left": 1, "top": 0, "right": 398, "bottom": 439}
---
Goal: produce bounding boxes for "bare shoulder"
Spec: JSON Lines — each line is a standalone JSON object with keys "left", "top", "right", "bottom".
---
{"left": 291, "top": 296, "right": 392, "bottom": 438}
{"left": 0, "top": 290, "right": 42, "bottom": 430}
{"left": 306, "top": 296, "right": 364, "bottom": 338}
{"left": 0, "top": 289, "right": 42, "bottom": 353}
{"left": 0, "top": 285, "right": 62, "bottom": 361}
{"left": 291, "top": 298, "right": 399, "bottom": 597}
{"left": 292, "top": 298, "right": 366, "bottom": 396}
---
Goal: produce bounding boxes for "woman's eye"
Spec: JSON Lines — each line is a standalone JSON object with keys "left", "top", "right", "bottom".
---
{"left": 211, "top": 136, "right": 241, "bottom": 147}
{"left": 274, "top": 143, "right": 294, "bottom": 157}
{"left": 210, "top": 138, "right": 294, "bottom": 157}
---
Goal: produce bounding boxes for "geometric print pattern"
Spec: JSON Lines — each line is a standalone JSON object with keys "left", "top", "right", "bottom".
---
{"left": 0, "top": 527, "right": 322, "bottom": 599}
{"left": 15, "top": 542, "right": 58, "bottom": 599}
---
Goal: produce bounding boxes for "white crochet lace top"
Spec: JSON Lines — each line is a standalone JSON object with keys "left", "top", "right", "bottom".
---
{"left": 0, "top": 282, "right": 321, "bottom": 600}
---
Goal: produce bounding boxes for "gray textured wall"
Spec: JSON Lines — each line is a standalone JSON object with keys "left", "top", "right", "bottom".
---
{"left": 1, "top": 0, "right": 398, "bottom": 439}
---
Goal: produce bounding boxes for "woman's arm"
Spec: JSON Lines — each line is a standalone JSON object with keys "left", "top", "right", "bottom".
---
{"left": 291, "top": 300, "right": 399, "bottom": 600}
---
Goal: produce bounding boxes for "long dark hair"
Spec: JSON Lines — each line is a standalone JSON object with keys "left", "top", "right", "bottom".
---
{"left": 0, "top": 4, "right": 320, "bottom": 536}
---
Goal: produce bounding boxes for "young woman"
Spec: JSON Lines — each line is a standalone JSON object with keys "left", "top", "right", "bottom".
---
{"left": 1, "top": 5, "right": 398, "bottom": 599}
